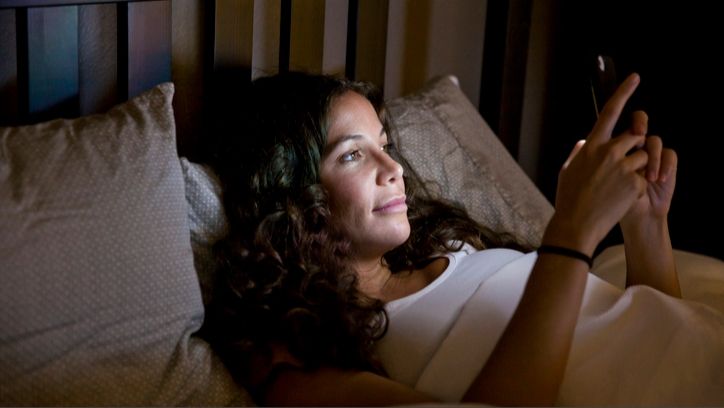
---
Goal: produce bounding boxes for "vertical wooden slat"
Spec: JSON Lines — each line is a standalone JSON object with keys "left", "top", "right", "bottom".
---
{"left": 15, "top": 8, "right": 28, "bottom": 120}
{"left": 251, "top": 0, "right": 281, "bottom": 78}
{"left": 479, "top": 0, "right": 507, "bottom": 137}
{"left": 498, "top": 0, "right": 533, "bottom": 160}
{"left": 322, "top": 0, "right": 348, "bottom": 75}
{"left": 174, "top": 0, "right": 205, "bottom": 159}
{"left": 79, "top": 3, "right": 117, "bottom": 115}
{"left": 344, "top": 0, "right": 357, "bottom": 80}
{"left": 213, "top": 0, "right": 254, "bottom": 70}
{"left": 0, "top": 9, "right": 18, "bottom": 125}
{"left": 24, "top": 6, "right": 79, "bottom": 120}
{"left": 289, "top": 0, "right": 325, "bottom": 74}
{"left": 479, "top": 0, "right": 533, "bottom": 158}
{"left": 347, "top": 0, "right": 388, "bottom": 88}
{"left": 118, "top": 0, "right": 171, "bottom": 100}
{"left": 517, "top": 0, "right": 556, "bottom": 181}
{"left": 204, "top": 0, "right": 218, "bottom": 82}
{"left": 398, "top": 0, "right": 429, "bottom": 97}
{"left": 278, "top": 0, "right": 291, "bottom": 73}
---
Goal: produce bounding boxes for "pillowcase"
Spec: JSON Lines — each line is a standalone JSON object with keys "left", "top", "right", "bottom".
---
{"left": 386, "top": 75, "right": 553, "bottom": 248}
{"left": 180, "top": 157, "right": 227, "bottom": 307}
{"left": 0, "top": 84, "right": 251, "bottom": 406}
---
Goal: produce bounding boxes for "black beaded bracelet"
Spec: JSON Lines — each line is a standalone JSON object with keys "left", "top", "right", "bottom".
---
{"left": 537, "top": 245, "right": 593, "bottom": 268}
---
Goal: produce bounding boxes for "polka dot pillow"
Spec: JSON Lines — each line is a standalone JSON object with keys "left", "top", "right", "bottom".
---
{"left": 0, "top": 84, "right": 251, "bottom": 406}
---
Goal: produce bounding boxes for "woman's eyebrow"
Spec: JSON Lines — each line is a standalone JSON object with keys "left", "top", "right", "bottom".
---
{"left": 325, "top": 128, "right": 386, "bottom": 155}
{"left": 325, "top": 134, "right": 363, "bottom": 154}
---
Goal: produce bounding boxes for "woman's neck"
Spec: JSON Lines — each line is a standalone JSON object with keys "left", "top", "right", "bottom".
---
{"left": 354, "top": 257, "right": 393, "bottom": 300}
{"left": 353, "top": 256, "right": 449, "bottom": 303}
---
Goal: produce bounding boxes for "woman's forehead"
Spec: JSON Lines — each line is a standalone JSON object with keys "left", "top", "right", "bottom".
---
{"left": 328, "top": 92, "right": 383, "bottom": 138}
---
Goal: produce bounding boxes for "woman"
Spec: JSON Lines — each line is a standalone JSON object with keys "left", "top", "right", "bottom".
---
{"left": 202, "top": 71, "right": 692, "bottom": 405}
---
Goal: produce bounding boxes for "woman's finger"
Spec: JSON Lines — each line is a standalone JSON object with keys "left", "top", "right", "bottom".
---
{"left": 623, "top": 147, "right": 649, "bottom": 174}
{"left": 659, "top": 148, "right": 678, "bottom": 183}
{"left": 644, "top": 136, "right": 663, "bottom": 181}
{"left": 563, "top": 140, "right": 586, "bottom": 170}
{"left": 610, "top": 132, "right": 647, "bottom": 158}
{"left": 630, "top": 110, "right": 648, "bottom": 136}
{"left": 588, "top": 73, "right": 641, "bottom": 145}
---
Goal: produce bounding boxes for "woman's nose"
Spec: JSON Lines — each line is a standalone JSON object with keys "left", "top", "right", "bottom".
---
{"left": 376, "top": 150, "right": 403, "bottom": 185}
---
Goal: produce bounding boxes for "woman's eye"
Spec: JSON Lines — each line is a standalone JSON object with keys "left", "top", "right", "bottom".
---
{"left": 381, "top": 142, "right": 396, "bottom": 154}
{"left": 340, "top": 150, "right": 362, "bottom": 163}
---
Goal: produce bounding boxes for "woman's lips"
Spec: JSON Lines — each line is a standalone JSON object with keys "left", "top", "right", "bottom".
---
{"left": 373, "top": 196, "right": 407, "bottom": 213}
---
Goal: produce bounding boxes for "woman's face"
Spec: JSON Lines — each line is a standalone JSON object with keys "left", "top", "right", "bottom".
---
{"left": 320, "top": 91, "right": 410, "bottom": 261}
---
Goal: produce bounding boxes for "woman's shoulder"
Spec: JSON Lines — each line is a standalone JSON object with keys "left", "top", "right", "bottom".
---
{"left": 386, "top": 244, "right": 526, "bottom": 311}
{"left": 456, "top": 244, "right": 528, "bottom": 266}
{"left": 444, "top": 244, "right": 529, "bottom": 289}
{"left": 446, "top": 240, "right": 526, "bottom": 261}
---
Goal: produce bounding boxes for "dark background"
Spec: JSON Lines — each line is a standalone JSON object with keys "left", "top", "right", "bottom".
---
{"left": 537, "top": 0, "right": 724, "bottom": 260}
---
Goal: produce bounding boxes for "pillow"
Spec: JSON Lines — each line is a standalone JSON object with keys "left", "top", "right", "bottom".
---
{"left": 0, "top": 84, "right": 252, "bottom": 406}
{"left": 180, "top": 157, "right": 227, "bottom": 307}
{"left": 386, "top": 75, "right": 553, "bottom": 248}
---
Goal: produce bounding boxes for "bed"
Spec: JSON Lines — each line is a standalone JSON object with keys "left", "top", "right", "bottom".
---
{"left": 1, "top": 0, "right": 723, "bottom": 406}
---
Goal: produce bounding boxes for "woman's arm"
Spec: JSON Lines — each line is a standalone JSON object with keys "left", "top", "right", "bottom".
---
{"left": 619, "top": 113, "right": 680, "bottom": 297}
{"left": 621, "top": 217, "right": 680, "bottom": 297}
{"left": 462, "top": 225, "right": 589, "bottom": 405}
{"left": 263, "top": 366, "right": 437, "bottom": 406}
{"left": 464, "top": 73, "right": 651, "bottom": 406}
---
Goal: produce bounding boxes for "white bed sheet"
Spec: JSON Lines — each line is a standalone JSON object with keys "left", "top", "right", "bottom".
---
{"left": 378, "top": 245, "right": 724, "bottom": 405}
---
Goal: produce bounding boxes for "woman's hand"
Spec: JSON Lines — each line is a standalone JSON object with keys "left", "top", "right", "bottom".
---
{"left": 547, "top": 73, "right": 649, "bottom": 255}
{"left": 468, "top": 76, "right": 651, "bottom": 406}
{"left": 620, "top": 111, "right": 678, "bottom": 224}
{"left": 617, "top": 111, "right": 681, "bottom": 297}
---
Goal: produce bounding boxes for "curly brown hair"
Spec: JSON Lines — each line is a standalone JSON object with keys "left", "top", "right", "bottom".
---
{"left": 202, "top": 71, "right": 527, "bottom": 396}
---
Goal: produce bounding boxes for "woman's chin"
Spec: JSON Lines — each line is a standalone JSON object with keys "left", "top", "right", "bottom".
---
{"left": 382, "top": 224, "right": 412, "bottom": 251}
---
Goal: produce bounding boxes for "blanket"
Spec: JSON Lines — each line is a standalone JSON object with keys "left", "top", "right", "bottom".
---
{"left": 375, "top": 245, "right": 724, "bottom": 405}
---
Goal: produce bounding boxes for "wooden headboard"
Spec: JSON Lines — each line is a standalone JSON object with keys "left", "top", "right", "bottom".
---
{"left": 0, "top": 0, "right": 170, "bottom": 123}
{"left": 0, "top": 0, "right": 534, "bottom": 162}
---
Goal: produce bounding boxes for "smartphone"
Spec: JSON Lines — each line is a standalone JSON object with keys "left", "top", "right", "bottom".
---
{"left": 590, "top": 54, "right": 618, "bottom": 118}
